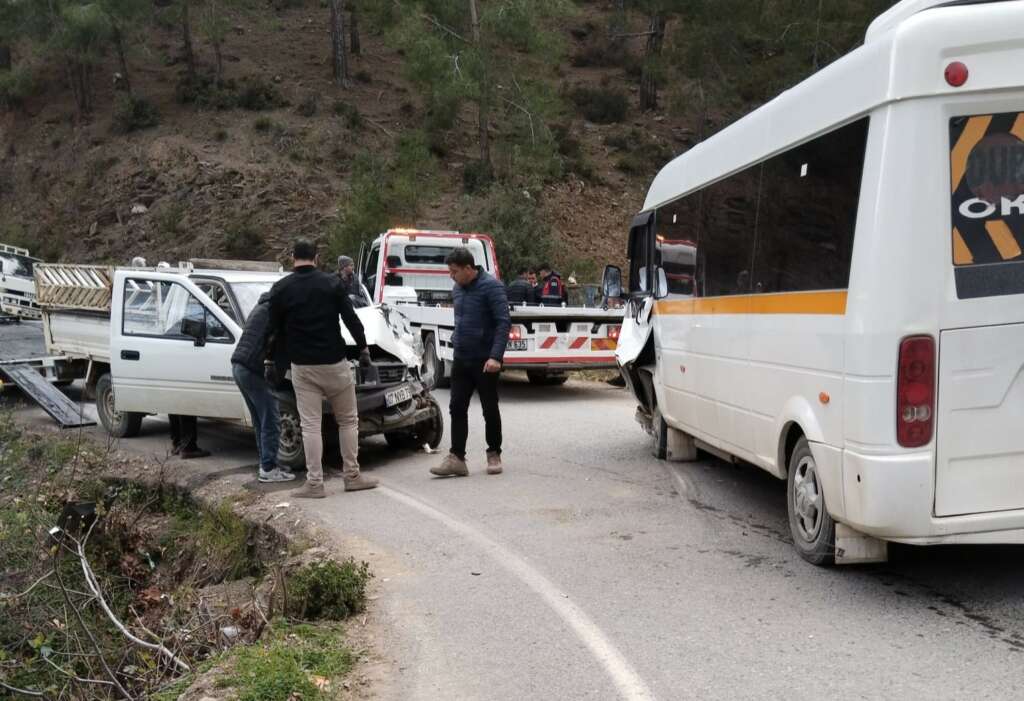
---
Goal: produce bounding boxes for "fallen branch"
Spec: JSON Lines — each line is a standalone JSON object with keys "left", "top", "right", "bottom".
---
{"left": 76, "top": 538, "right": 191, "bottom": 673}
{"left": 0, "top": 679, "right": 45, "bottom": 698}
{"left": 365, "top": 117, "right": 394, "bottom": 138}
{"left": 42, "top": 655, "right": 118, "bottom": 690}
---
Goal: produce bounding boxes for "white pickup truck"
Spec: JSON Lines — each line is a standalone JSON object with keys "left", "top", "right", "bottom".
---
{"left": 32, "top": 259, "right": 443, "bottom": 466}
{"left": 357, "top": 229, "right": 624, "bottom": 388}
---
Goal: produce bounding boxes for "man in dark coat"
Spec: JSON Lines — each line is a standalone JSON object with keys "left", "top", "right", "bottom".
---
{"left": 506, "top": 268, "right": 536, "bottom": 305}
{"left": 231, "top": 292, "right": 295, "bottom": 483}
{"left": 431, "top": 247, "right": 511, "bottom": 478}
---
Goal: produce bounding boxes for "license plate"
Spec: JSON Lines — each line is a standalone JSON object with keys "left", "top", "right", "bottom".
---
{"left": 506, "top": 340, "right": 528, "bottom": 352}
{"left": 385, "top": 386, "right": 413, "bottom": 407}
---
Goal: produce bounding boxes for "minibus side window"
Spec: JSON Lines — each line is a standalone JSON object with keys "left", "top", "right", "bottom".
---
{"left": 753, "top": 117, "right": 868, "bottom": 294}
{"left": 701, "top": 166, "right": 761, "bottom": 297}
{"left": 655, "top": 194, "right": 702, "bottom": 297}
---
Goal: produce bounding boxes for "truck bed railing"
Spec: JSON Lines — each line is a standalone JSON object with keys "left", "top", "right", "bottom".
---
{"left": 34, "top": 264, "right": 115, "bottom": 312}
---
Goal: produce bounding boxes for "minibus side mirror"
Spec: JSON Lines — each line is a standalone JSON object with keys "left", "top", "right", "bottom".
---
{"left": 655, "top": 267, "right": 669, "bottom": 300}
{"left": 602, "top": 265, "right": 623, "bottom": 300}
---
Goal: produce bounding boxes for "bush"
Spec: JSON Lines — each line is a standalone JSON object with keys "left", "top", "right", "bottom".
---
{"left": 462, "top": 160, "right": 494, "bottom": 195}
{"left": 354, "top": 69, "right": 372, "bottom": 84}
{"left": 295, "top": 93, "right": 318, "bottom": 118}
{"left": 332, "top": 100, "right": 363, "bottom": 129}
{"left": 286, "top": 559, "right": 372, "bottom": 621}
{"left": 570, "top": 37, "right": 628, "bottom": 68}
{"left": 0, "top": 64, "right": 36, "bottom": 110}
{"left": 236, "top": 77, "right": 288, "bottom": 111}
{"left": 328, "top": 130, "right": 436, "bottom": 260}
{"left": 473, "top": 186, "right": 554, "bottom": 277}
{"left": 616, "top": 134, "right": 674, "bottom": 176}
{"left": 253, "top": 116, "right": 274, "bottom": 132}
{"left": 569, "top": 85, "right": 628, "bottom": 124}
{"left": 224, "top": 218, "right": 266, "bottom": 258}
{"left": 111, "top": 94, "right": 160, "bottom": 134}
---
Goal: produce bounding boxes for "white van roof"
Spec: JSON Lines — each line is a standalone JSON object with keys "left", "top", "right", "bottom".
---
{"left": 642, "top": 0, "right": 1024, "bottom": 213}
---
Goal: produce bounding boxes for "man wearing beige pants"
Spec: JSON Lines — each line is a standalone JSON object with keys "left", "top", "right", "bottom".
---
{"left": 268, "top": 240, "right": 378, "bottom": 498}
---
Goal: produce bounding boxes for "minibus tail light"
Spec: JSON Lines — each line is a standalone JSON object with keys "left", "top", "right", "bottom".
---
{"left": 897, "top": 336, "right": 935, "bottom": 448}
{"left": 509, "top": 326, "right": 523, "bottom": 341}
{"left": 608, "top": 325, "right": 621, "bottom": 341}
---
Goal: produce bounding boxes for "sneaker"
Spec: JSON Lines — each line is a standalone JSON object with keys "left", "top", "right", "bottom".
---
{"left": 293, "top": 482, "right": 326, "bottom": 499}
{"left": 259, "top": 467, "right": 297, "bottom": 483}
{"left": 486, "top": 451, "right": 503, "bottom": 475}
{"left": 344, "top": 474, "right": 379, "bottom": 492}
{"left": 430, "top": 454, "right": 469, "bottom": 477}
{"left": 180, "top": 447, "right": 211, "bottom": 460}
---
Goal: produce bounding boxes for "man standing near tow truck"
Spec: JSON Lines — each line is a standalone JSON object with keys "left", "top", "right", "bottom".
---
{"left": 269, "top": 240, "right": 378, "bottom": 498}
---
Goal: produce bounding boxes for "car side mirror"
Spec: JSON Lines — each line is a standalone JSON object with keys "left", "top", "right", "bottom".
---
{"left": 602, "top": 265, "right": 623, "bottom": 300}
{"left": 181, "top": 317, "right": 207, "bottom": 347}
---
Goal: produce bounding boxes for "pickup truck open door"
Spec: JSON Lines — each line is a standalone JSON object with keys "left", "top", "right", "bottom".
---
{"left": 110, "top": 270, "right": 246, "bottom": 419}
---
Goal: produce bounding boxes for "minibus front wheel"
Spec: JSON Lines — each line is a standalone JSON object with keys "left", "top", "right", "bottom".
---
{"left": 787, "top": 437, "right": 835, "bottom": 566}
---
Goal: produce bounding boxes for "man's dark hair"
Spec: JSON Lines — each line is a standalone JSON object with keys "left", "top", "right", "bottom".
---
{"left": 538, "top": 263, "right": 552, "bottom": 273}
{"left": 293, "top": 239, "right": 317, "bottom": 260}
{"left": 516, "top": 267, "right": 529, "bottom": 277}
{"left": 445, "top": 247, "right": 476, "bottom": 268}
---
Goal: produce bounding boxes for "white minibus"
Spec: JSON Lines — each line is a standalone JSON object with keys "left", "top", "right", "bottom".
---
{"left": 606, "top": 0, "right": 1024, "bottom": 564}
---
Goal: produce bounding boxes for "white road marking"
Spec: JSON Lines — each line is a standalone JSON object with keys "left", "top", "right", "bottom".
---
{"left": 379, "top": 484, "right": 659, "bottom": 701}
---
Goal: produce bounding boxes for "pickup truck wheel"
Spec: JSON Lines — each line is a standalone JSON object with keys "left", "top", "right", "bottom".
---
{"left": 96, "top": 373, "right": 143, "bottom": 438}
{"left": 414, "top": 397, "right": 444, "bottom": 449}
{"left": 527, "top": 370, "right": 569, "bottom": 386}
{"left": 276, "top": 403, "right": 306, "bottom": 470}
{"left": 787, "top": 437, "right": 836, "bottom": 566}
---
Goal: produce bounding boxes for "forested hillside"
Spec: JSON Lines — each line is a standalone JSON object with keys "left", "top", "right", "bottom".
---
{"left": 0, "top": 0, "right": 897, "bottom": 278}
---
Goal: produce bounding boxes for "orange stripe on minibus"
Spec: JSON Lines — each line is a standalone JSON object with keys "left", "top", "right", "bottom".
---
{"left": 953, "top": 227, "right": 974, "bottom": 265}
{"left": 951, "top": 115, "right": 992, "bottom": 192}
{"left": 985, "top": 220, "right": 1023, "bottom": 260}
{"left": 655, "top": 291, "right": 847, "bottom": 316}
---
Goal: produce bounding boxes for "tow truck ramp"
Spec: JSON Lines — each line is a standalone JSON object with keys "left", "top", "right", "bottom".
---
{"left": 0, "top": 361, "right": 94, "bottom": 428}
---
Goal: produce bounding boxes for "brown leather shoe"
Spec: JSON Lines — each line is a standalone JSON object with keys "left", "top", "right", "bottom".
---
{"left": 486, "top": 451, "right": 503, "bottom": 475}
{"left": 430, "top": 454, "right": 469, "bottom": 477}
{"left": 343, "top": 474, "right": 379, "bottom": 492}
{"left": 293, "top": 482, "right": 326, "bottom": 499}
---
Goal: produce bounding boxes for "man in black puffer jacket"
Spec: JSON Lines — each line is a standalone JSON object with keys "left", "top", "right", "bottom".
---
{"left": 430, "top": 247, "right": 511, "bottom": 478}
{"left": 232, "top": 293, "right": 296, "bottom": 484}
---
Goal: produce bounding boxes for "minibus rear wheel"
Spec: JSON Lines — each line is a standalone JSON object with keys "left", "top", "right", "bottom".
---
{"left": 786, "top": 437, "right": 835, "bottom": 566}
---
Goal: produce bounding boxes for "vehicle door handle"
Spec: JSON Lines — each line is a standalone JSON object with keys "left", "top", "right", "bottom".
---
{"left": 121, "top": 350, "right": 140, "bottom": 361}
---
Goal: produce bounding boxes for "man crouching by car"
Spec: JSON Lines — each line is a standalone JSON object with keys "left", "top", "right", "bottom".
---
{"left": 269, "top": 239, "right": 378, "bottom": 498}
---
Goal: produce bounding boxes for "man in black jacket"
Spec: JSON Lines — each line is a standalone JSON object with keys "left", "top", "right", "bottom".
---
{"left": 506, "top": 268, "right": 535, "bottom": 305}
{"left": 431, "top": 247, "right": 511, "bottom": 478}
{"left": 232, "top": 292, "right": 295, "bottom": 484}
{"left": 269, "top": 240, "right": 378, "bottom": 498}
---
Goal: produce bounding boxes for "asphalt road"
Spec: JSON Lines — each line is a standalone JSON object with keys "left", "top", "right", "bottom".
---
{"left": 5, "top": 376, "right": 1024, "bottom": 700}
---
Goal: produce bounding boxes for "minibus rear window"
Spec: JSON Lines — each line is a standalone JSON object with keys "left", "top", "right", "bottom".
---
{"left": 950, "top": 111, "right": 1024, "bottom": 298}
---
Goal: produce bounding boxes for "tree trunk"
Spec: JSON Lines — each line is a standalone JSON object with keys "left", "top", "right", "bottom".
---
{"left": 182, "top": 0, "right": 196, "bottom": 80}
{"left": 328, "top": 0, "right": 348, "bottom": 86}
{"left": 0, "top": 46, "right": 11, "bottom": 72}
{"left": 609, "top": 0, "right": 626, "bottom": 46}
{"left": 349, "top": 5, "right": 360, "bottom": 56}
{"left": 112, "top": 26, "right": 131, "bottom": 93}
{"left": 468, "top": 0, "right": 490, "bottom": 167}
{"left": 639, "top": 12, "right": 666, "bottom": 112}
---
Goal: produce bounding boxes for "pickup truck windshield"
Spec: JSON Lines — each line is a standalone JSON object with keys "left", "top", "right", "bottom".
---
{"left": 231, "top": 282, "right": 273, "bottom": 321}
